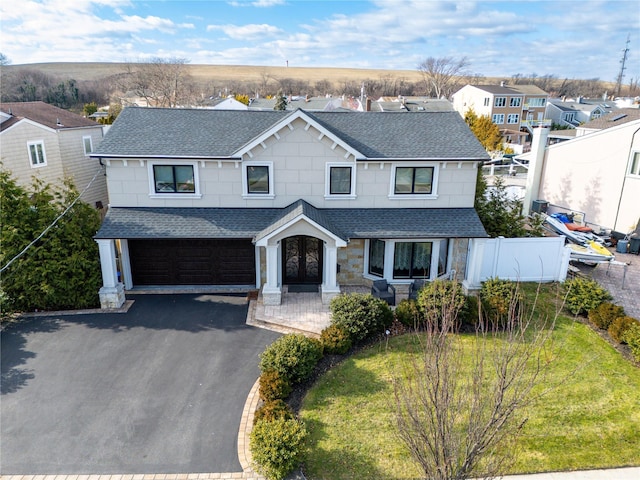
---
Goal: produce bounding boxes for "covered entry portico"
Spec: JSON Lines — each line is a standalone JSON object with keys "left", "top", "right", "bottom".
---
{"left": 254, "top": 201, "right": 347, "bottom": 306}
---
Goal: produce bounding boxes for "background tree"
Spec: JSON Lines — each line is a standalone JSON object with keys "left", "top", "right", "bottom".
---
{"left": 0, "top": 169, "right": 102, "bottom": 313}
{"left": 83, "top": 102, "right": 98, "bottom": 117}
{"left": 121, "top": 57, "right": 195, "bottom": 108}
{"left": 391, "top": 282, "right": 553, "bottom": 480}
{"left": 476, "top": 176, "right": 527, "bottom": 238}
{"left": 465, "top": 108, "right": 503, "bottom": 151}
{"left": 0, "top": 53, "right": 10, "bottom": 65}
{"left": 418, "top": 56, "right": 470, "bottom": 98}
{"left": 274, "top": 91, "right": 288, "bottom": 110}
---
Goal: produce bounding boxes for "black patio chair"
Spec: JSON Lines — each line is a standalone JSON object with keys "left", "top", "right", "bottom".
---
{"left": 408, "top": 279, "right": 426, "bottom": 301}
{"left": 371, "top": 279, "right": 396, "bottom": 306}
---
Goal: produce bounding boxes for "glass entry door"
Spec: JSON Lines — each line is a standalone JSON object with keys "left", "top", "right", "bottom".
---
{"left": 283, "top": 236, "right": 322, "bottom": 284}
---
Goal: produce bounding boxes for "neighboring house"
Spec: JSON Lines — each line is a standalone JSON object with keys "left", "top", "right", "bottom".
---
{"left": 545, "top": 97, "right": 617, "bottom": 128}
{"left": 205, "top": 97, "right": 249, "bottom": 110}
{"left": 575, "top": 108, "right": 640, "bottom": 136}
{"left": 91, "top": 108, "right": 489, "bottom": 308}
{"left": 534, "top": 116, "right": 640, "bottom": 233}
{"left": 0, "top": 101, "right": 108, "bottom": 210}
{"left": 452, "top": 83, "right": 549, "bottom": 151}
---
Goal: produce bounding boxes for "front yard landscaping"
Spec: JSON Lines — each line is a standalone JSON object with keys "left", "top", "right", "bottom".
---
{"left": 298, "top": 284, "right": 640, "bottom": 479}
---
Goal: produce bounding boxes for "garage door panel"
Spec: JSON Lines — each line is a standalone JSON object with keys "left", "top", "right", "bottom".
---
{"left": 129, "top": 239, "right": 255, "bottom": 285}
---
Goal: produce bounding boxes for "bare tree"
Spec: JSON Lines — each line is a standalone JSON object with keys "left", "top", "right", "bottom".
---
{"left": 121, "top": 57, "right": 195, "bottom": 107}
{"left": 390, "top": 282, "right": 554, "bottom": 480}
{"left": 418, "top": 56, "right": 470, "bottom": 99}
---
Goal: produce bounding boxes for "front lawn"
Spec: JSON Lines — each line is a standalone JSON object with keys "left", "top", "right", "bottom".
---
{"left": 299, "top": 288, "right": 640, "bottom": 479}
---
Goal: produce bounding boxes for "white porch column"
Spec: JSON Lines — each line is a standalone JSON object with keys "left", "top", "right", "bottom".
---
{"left": 96, "top": 238, "right": 125, "bottom": 309}
{"left": 119, "top": 239, "right": 133, "bottom": 290}
{"left": 262, "top": 243, "right": 282, "bottom": 305}
{"left": 321, "top": 244, "right": 341, "bottom": 305}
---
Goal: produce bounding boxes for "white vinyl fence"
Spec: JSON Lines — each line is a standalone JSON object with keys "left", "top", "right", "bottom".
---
{"left": 463, "top": 236, "right": 571, "bottom": 290}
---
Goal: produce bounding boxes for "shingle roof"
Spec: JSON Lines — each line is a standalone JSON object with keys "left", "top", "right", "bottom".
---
{"left": 579, "top": 108, "right": 640, "bottom": 130}
{"left": 467, "top": 84, "right": 547, "bottom": 96}
{"left": 0, "top": 101, "right": 99, "bottom": 131}
{"left": 93, "top": 107, "right": 489, "bottom": 160}
{"left": 95, "top": 204, "right": 488, "bottom": 240}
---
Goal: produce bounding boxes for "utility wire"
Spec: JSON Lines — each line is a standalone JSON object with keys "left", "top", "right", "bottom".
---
{"left": 1, "top": 166, "right": 105, "bottom": 274}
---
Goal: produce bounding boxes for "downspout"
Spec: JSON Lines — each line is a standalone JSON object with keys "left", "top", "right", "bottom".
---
{"left": 613, "top": 125, "right": 640, "bottom": 232}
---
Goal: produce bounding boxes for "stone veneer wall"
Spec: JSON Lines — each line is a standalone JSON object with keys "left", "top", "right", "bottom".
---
{"left": 337, "top": 239, "right": 368, "bottom": 286}
{"left": 450, "top": 238, "right": 469, "bottom": 281}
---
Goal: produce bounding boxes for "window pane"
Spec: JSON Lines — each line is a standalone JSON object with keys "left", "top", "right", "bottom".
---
{"left": 412, "top": 242, "right": 432, "bottom": 278}
{"left": 154, "top": 165, "right": 176, "bottom": 192}
{"left": 631, "top": 153, "right": 640, "bottom": 175}
{"left": 368, "top": 239, "right": 385, "bottom": 277}
{"left": 36, "top": 144, "right": 44, "bottom": 163}
{"left": 394, "top": 167, "right": 413, "bottom": 194}
{"left": 175, "top": 166, "right": 195, "bottom": 192}
{"left": 413, "top": 168, "right": 433, "bottom": 193}
{"left": 393, "top": 243, "right": 412, "bottom": 278}
{"left": 29, "top": 144, "right": 38, "bottom": 164}
{"left": 438, "top": 239, "right": 449, "bottom": 276}
{"left": 248, "top": 166, "right": 269, "bottom": 193}
{"left": 330, "top": 166, "right": 351, "bottom": 194}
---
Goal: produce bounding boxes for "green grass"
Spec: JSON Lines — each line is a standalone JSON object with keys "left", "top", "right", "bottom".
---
{"left": 299, "top": 285, "right": 640, "bottom": 479}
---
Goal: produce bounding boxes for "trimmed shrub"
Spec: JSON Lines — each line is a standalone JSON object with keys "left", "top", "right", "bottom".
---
{"left": 254, "top": 399, "right": 294, "bottom": 425}
{"left": 250, "top": 417, "right": 308, "bottom": 480}
{"left": 329, "top": 293, "right": 393, "bottom": 343}
{"left": 622, "top": 323, "right": 640, "bottom": 361}
{"left": 394, "top": 299, "right": 423, "bottom": 328}
{"left": 588, "top": 302, "right": 625, "bottom": 330}
{"left": 417, "top": 280, "right": 466, "bottom": 329}
{"left": 260, "top": 334, "right": 323, "bottom": 384}
{"left": 480, "top": 278, "right": 523, "bottom": 323}
{"left": 461, "top": 294, "right": 481, "bottom": 329}
{"left": 564, "top": 277, "right": 612, "bottom": 316}
{"left": 320, "top": 324, "right": 352, "bottom": 355}
{"left": 259, "top": 370, "right": 292, "bottom": 402}
{"left": 608, "top": 316, "right": 640, "bottom": 344}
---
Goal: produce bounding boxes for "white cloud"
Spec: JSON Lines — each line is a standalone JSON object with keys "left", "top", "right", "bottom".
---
{"left": 207, "top": 23, "right": 283, "bottom": 39}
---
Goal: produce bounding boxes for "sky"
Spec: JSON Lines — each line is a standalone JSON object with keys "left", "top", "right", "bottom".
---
{"left": 1, "top": 0, "right": 638, "bottom": 82}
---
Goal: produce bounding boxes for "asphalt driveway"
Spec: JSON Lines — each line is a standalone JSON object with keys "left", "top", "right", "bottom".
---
{"left": 1, "top": 294, "right": 280, "bottom": 474}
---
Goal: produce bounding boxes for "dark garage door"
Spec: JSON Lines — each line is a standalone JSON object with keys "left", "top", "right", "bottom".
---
{"left": 128, "top": 239, "right": 255, "bottom": 285}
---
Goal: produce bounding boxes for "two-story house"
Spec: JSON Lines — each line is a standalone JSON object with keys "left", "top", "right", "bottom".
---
{"left": 0, "top": 101, "right": 108, "bottom": 210}
{"left": 452, "top": 84, "right": 549, "bottom": 151}
{"left": 91, "top": 108, "right": 489, "bottom": 309}
{"left": 545, "top": 97, "right": 617, "bottom": 128}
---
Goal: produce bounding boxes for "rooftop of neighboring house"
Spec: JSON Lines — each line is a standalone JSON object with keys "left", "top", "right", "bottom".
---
{"left": 0, "top": 101, "right": 98, "bottom": 132}
{"left": 547, "top": 97, "right": 618, "bottom": 113}
{"left": 93, "top": 107, "right": 489, "bottom": 160}
{"left": 578, "top": 108, "right": 640, "bottom": 130}
{"left": 463, "top": 84, "right": 548, "bottom": 96}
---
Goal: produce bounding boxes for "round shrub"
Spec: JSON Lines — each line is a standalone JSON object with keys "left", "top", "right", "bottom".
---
{"left": 259, "top": 370, "right": 292, "bottom": 402}
{"left": 608, "top": 316, "right": 640, "bottom": 344}
{"left": 417, "top": 280, "right": 466, "bottom": 329}
{"left": 564, "top": 277, "right": 612, "bottom": 316}
{"left": 621, "top": 323, "right": 640, "bottom": 361}
{"left": 250, "top": 417, "right": 308, "bottom": 480}
{"left": 394, "top": 299, "right": 423, "bottom": 327}
{"left": 329, "top": 293, "right": 393, "bottom": 343}
{"left": 320, "top": 324, "right": 352, "bottom": 355}
{"left": 588, "top": 302, "right": 625, "bottom": 330}
{"left": 480, "top": 278, "right": 522, "bottom": 322}
{"left": 260, "top": 334, "right": 324, "bottom": 384}
{"left": 254, "top": 399, "right": 294, "bottom": 425}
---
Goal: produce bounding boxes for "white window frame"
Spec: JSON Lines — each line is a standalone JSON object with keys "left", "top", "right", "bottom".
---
{"left": 82, "top": 135, "right": 93, "bottom": 156}
{"left": 147, "top": 160, "right": 201, "bottom": 199}
{"left": 494, "top": 97, "right": 506, "bottom": 107}
{"left": 325, "top": 162, "right": 356, "bottom": 199}
{"left": 492, "top": 114, "right": 505, "bottom": 124}
{"left": 242, "top": 161, "right": 274, "bottom": 199}
{"left": 27, "top": 140, "right": 47, "bottom": 168}
{"left": 507, "top": 114, "right": 520, "bottom": 124}
{"left": 628, "top": 151, "right": 640, "bottom": 177}
{"left": 483, "top": 97, "right": 490, "bottom": 107}
{"left": 388, "top": 162, "right": 439, "bottom": 200}
{"left": 528, "top": 97, "right": 546, "bottom": 107}
{"left": 363, "top": 238, "right": 451, "bottom": 283}
{"left": 510, "top": 97, "right": 522, "bottom": 107}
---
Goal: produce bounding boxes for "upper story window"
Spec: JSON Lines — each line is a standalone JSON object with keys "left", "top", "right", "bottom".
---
{"left": 394, "top": 166, "right": 433, "bottom": 194}
{"left": 510, "top": 97, "right": 522, "bottom": 107}
{"left": 326, "top": 163, "right": 356, "bottom": 198}
{"left": 528, "top": 98, "right": 546, "bottom": 107}
{"left": 492, "top": 114, "right": 505, "bottom": 124}
{"left": 82, "top": 136, "right": 93, "bottom": 156}
{"left": 153, "top": 165, "right": 195, "bottom": 193}
{"left": 494, "top": 97, "right": 506, "bottom": 107}
{"left": 629, "top": 152, "right": 640, "bottom": 176}
{"left": 507, "top": 114, "right": 520, "bottom": 124}
{"left": 27, "top": 141, "right": 47, "bottom": 167}
{"left": 483, "top": 97, "right": 490, "bottom": 107}
{"left": 243, "top": 162, "right": 274, "bottom": 198}
{"left": 563, "top": 112, "right": 575, "bottom": 122}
